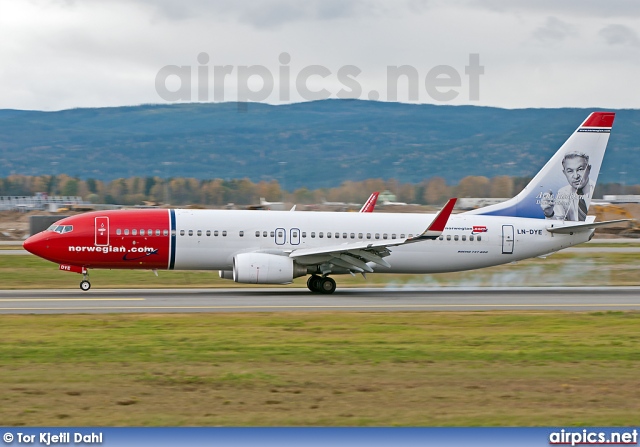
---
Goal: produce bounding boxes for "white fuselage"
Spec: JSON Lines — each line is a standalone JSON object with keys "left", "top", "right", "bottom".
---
{"left": 171, "top": 210, "right": 589, "bottom": 273}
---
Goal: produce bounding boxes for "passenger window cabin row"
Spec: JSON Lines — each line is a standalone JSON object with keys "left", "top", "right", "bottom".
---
{"left": 116, "top": 229, "right": 168, "bottom": 236}
{"left": 179, "top": 230, "right": 228, "bottom": 237}
{"left": 440, "top": 234, "right": 482, "bottom": 241}
{"left": 176, "top": 229, "right": 482, "bottom": 242}
{"left": 48, "top": 224, "right": 481, "bottom": 243}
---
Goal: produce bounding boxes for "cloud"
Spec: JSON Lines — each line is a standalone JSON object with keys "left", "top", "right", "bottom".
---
{"left": 238, "top": 0, "right": 370, "bottom": 28}
{"left": 462, "top": 0, "right": 640, "bottom": 18}
{"left": 2, "top": 0, "right": 640, "bottom": 110}
{"left": 532, "top": 17, "right": 577, "bottom": 43}
{"left": 130, "top": 0, "right": 383, "bottom": 27}
{"left": 599, "top": 24, "right": 640, "bottom": 47}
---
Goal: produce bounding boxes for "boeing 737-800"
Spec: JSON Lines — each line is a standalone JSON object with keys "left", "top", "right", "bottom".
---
{"left": 23, "top": 112, "right": 627, "bottom": 293}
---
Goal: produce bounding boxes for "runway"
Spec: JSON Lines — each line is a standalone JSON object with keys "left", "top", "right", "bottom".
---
{"left": 0, "top": 287, "right": 639, "bottom": 314}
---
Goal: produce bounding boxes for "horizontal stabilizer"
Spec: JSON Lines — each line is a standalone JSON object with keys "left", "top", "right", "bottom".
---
{"left": 546, "top": 219, "right": 633, "bottom": 234}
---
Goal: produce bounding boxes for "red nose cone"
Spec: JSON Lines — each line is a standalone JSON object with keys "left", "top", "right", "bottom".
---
{"left": 23, "top": 233, "right": 47, "bottom": 258}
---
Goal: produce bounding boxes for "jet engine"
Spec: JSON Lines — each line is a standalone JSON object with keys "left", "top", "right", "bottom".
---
{"left": 233, "top": 253, "right": 306, "bottom": 284}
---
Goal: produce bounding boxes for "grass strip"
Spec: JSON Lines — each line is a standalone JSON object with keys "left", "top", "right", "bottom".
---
{"left": 1, "top": 311, "right": 639, "bottom": 426}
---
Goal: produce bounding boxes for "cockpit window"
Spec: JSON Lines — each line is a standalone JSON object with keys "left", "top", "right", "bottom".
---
{"left": 47, "top": 225, "right": 73, "bottom": 234}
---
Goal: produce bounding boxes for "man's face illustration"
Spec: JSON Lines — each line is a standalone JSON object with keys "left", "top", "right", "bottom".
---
{"left": 562, "top": 157, "right": 590, "bottom": 189}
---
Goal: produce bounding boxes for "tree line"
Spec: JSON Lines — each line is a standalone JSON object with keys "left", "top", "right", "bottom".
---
{"left": 0, "top": 174, "right": 638, "bottom": 206}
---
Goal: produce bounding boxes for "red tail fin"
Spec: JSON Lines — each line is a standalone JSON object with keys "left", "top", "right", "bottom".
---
{"left": 359, "top": 192, "right": 379, "bottom": 213}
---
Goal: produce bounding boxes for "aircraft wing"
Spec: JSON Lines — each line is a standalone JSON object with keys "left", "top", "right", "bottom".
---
{"left": 290, "top": 199, "right": 456, "bottom": 273}
{"left": 546, "top": 219, "right": 633, "bottom": 234}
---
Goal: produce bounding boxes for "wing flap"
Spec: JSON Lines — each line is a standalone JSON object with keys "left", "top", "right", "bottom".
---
{"left": 289, "top": 239, "right": 405, "bottom": 259}
{"left": 330, "top": 257, "right": 365, "bottom": 273}
{"left": 339, "top": 253, "right": 374, "bottom": 272}
{"left": 350, "top": 249, "right": 391, "bottom": 268}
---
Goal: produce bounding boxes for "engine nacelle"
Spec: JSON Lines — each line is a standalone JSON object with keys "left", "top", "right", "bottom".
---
{"left": 233, "top": 253, "right": 306, "bottom": 284}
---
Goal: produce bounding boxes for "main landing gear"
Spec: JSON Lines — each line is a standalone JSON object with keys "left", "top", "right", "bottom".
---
{"left": 307, "top": 275, "right": 336, "bottom": 294}
{"left": 80, "top": 271, "right": 91, "bottom": 291}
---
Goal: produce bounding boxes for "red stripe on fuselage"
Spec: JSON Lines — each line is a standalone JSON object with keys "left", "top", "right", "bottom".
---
{"left": 24, "top": 210, "right": 171, "bottom": 269}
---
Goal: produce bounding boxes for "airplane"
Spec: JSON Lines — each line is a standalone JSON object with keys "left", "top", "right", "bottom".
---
{"left": 257, "top": 192, "right": 378, "bottom": 213}
{"left": 359, "top": 192, "right": 379, "bottom": 213}
{"left": 382, "top": 200, "right": 408, "bottom": 206}
{"left": 23, "top": 112, "right": 630, "bottom": 294}
{"left": 258, "top": 198, "right": 286, "bottom": 210}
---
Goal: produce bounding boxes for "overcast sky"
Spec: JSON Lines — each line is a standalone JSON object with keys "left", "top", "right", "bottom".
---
{"left": 1, "top": 0, "right": 639, "bottom": 110}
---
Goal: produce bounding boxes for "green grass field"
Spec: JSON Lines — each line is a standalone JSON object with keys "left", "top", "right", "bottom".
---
{"left": 1, "top": 250, "right": 639, "bottom": 426}
{"left": 1, "top": 312, "right": 639, "bottom": 426}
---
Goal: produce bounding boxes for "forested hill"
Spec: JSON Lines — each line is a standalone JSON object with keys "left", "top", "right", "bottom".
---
{"left": 0, "top": 100, "right": 638, "bottom": 189}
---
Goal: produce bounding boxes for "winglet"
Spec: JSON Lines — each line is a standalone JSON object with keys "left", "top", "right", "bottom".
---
{"left": 359, "top": 192, "right": 379, "bottom": 213}
{"left": 411, "top": 198, "right": 457, "bottom": 240}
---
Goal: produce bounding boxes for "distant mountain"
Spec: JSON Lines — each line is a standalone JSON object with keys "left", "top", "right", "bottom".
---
{"left": 0, "top": 100, "right": 637, "bottom": 189}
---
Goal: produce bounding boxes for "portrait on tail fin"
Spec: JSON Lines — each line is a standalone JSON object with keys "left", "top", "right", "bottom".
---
{"left": 539, "top": 151, "right": 595, "bottom": 221}
{"left": 466, "top": 111, "right": 614, "bottom": 221}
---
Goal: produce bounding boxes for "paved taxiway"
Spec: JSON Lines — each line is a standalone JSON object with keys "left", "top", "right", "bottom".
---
{"left": 0, "top": 287, "right": 639, "bottom": 314}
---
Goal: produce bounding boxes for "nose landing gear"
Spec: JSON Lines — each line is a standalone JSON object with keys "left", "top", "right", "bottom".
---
{"left": 80, "top": 271, "right": 91, "bottom": 291}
